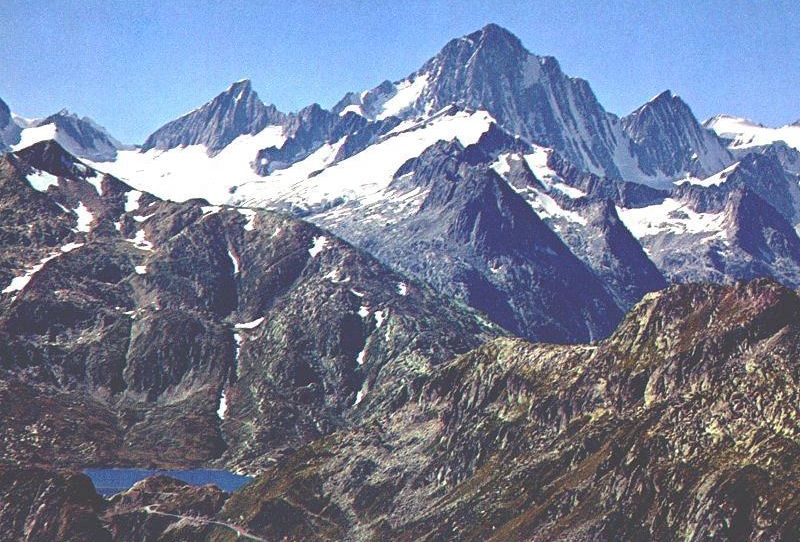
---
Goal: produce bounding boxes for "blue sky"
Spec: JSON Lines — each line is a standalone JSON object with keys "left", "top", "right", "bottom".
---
{"left": 1, "top": 0, "right": 797, "bottom": 143}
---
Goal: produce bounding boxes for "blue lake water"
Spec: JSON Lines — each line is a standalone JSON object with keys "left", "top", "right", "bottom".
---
{"left": 83, "top": 468, "right": 253, "bottom": 496}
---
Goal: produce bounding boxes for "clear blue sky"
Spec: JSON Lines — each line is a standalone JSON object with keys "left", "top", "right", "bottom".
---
{"left": 1, "top": 0, "right": 797, "bottom": 143}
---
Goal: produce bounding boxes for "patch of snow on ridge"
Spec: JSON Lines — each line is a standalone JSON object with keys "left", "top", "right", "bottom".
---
{"left": 237, "top": 208, "right": 257, "bottom": 231}
{"left": 2, "top": 252, "right": 61, "bottom": 294}
{"left": 618, "top": 198, "right": 727, "bottom": 239}
{"left": 376, "top": 74, "right": 429, "bottom": 120}
{"left": 524, "top": 146, "right": 559, "bottom": 183}
{"left": 12, "top": 123, "right": 58, "bottom": 151}
{"left": 677, "top": 162, "right": 740, "bottom": 188}
{"left": 60, "top": 242, "right": 83, "bottom": 253}
{"left": 308, "top": 236, "right": 328, "bottom": 257}
{"left": 73, "top": 202, "right": 93, "bottom": 232}
{"left": 125, "top": 190, "right": 142, "bottom": 212}
{"left": 87, "top": 124, "right": 286, "bottom": 204}
{"left": 706, "top": 115, "right": 800, "bottom": 152}
{"left": 26, "top": 170, "right": 59, "bottom": 192}
{"left": 127, "top": 229, "right": 154, "bottom": 251}
{"left": 235, "top": 109, "right": 495, "bottom": 212}
{"left": 86, "top": 173, "right": 104, "bottom": 195}
{"left": 235, "top": 317, "right": 265, "bottom": 330}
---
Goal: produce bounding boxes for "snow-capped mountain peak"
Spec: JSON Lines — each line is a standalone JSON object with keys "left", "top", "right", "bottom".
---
{"left": 141, "top": 79, "right": 286, "bottom": 155}
{"left": 9, "top": 109, "right": 126, "bottom": 161}
{"left": 621, "top": 89, "right": 732, "bottom": 180}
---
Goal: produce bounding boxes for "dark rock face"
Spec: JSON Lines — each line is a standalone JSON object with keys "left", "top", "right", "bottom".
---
{"left": 622, "top": 90, "right": 732, "bottom": 179}
{"left": 253, "top": 105, "right": 400, "bottom": 175}
{"left": 317, "top": 136, "right": 623, "bottom": 343}
{"left": 30, "top": 110, "right": 125, "bottom": 161}
{"left": 142, "top": 80, "right": 286, "bottom": 155}
{"left": 0, "top": 142, "right": 498, "bottom": 471}
{"left": 556, "top": 199, "right": 667, "bottom": 308}
{"left": 0, "top": 97, "right": 21, "bottom": 150}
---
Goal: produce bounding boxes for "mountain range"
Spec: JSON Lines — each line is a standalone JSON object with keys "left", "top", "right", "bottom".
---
{"left": 2, "top": 22, "right": 800, "bottom": 541}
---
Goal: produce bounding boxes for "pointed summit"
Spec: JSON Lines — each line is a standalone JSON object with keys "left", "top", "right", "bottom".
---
{"left": 334, "top": 24, "right": 627, "bottom": 179}
{"left": 623, "top": 90, "right": 732, "bottom": 178}
{"left": 142, "top": 79, "right": 286, "bottom": 154}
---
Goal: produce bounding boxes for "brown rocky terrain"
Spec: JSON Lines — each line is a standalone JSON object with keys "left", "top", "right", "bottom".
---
{"left": 3, "top": 279, "right": 799, "bottom": 540}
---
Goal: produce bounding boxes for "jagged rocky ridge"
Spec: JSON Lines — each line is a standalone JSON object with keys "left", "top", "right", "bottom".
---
{"left": 142, "top": 79, "right": 286, "bottom": 154}
{"left": 4, "top": 278, "right": 800, "bottom": 540}
{"left": 0, "top": 141, "right": 499, "bottom": 471}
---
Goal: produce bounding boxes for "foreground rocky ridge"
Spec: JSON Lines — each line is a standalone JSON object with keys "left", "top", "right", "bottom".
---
{"left": 3, "top": 279, "right": 799, "bottom": 540}
{"left": 0, "top": 141, "right": 498, "bottom": 471}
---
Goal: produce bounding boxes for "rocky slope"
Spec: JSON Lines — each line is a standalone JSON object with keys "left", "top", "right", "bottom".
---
{"left": 0, "top": 141, "right": 499, "bottom": 471}
{"left": 4, "top": 278, "right": 800, "bottom": 540}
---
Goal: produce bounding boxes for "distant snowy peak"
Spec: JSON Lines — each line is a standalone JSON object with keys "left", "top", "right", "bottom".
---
{"left": 141, "top": 79, "right": 286, "bottom": 155}
{"left": 622, "top": 90, "right": 732, "bottom": 179}
{"left": 11, "top": 109, "right": 125, "bottom": 161}
{"left": 704, "top": 114, "right": 800, "bottom": 152}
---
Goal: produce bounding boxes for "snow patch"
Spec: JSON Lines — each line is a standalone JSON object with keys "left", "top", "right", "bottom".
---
{"left": 26, "top": 170, "right": 59, "bottom": 192}
{"left": 228, "top": 248, "right": 240, "bottom": 274}
{"left": 2, "top": 252, "right": 60, "bottom": 294}
{"left": 134, "top": 265, "right": 147, "bottom": 275}
{"left": 12, "top": 123, "right": 58, "bottom": 151}
{"left": 618, "top": 198, "right": 727, "bottom": 239}
{"left": 127, "top": 229, "right": 154, "bottom": 251}
{"left": 234, "top": 109, "right": 495, "bottom": 212}
{"left": 124, "top": 190, "right": 142, "bottom": 212}
{"left": 358, "top": 305, "right": 370, "bottom": 318}
{"left": 676, "top": 162, "right": 739, "bottom": 188}
{"left": 73, "top": 202, "right": 93, "bottom": 232}
{"left": 235, "top": 317, "right": 265, "bottom": 330}
{"left": 354, "top": 386, "right": 367, "bottom": 406}
{"left": 86, "top": 173, "right": 104, "bottom": 195}
{"left": 374, "top": 310, "right": 386, "bottom": 328}
{"left": 376, "top": 73, "right": 429, "bottom": 120}
{"left": 308, "top": 236, "right": 328, "bottom": 257}
{"left": 706, "top": 115, "right": 800, "bottom": 152}
{"left": 60, "top": 242, "right": 83, "bottom": 253}
{"left": 396, "top": 282, "right": 408, "bottom": 296}
{"left": 87, "top": 124, "right": 286, "bottom": 204}
{"left": 217, "top": 389, "right": 228, "bottom": 420}
{"left": 237, "top": 208, "right": 257, "bottom": 231}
